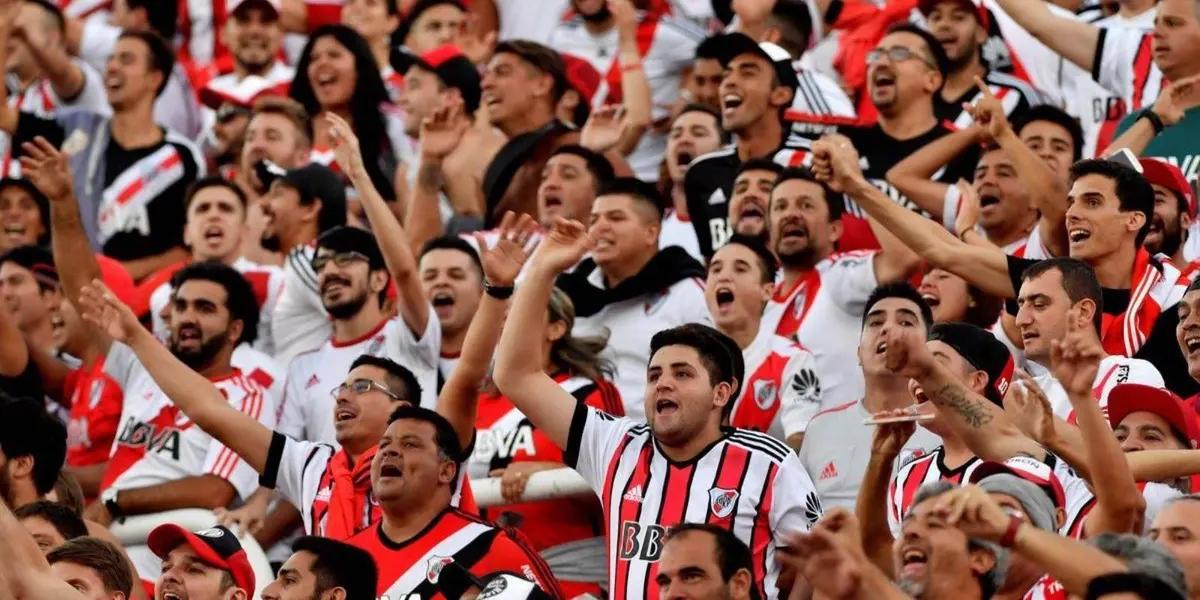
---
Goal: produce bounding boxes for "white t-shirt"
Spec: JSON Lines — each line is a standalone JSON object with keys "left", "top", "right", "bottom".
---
{"left": 0, "top": 59, "right": 108, "bottom": 177}
{"left": 278, "top": 315, "right": 442, "bottom": 445}
{"left": 729, "top": 327, "right": 822, "bottom": 443}
{"left": 546, "top": 15, "right": 703, "bottom": 181}
{"left": 764, "top": 251, "right": 880, "bottom": 417}
{"left": 659, "top": 209, "right": 703, "bottom": 262}
{"left": 1026, "top": 354, "right": 1163, "bottom": 419}
{"left": 494, "top": 0, "right": 571, "bottom": 43}
{"left": 273, "top": 244, "right": 332, "bottom": 366}
{"left": 150, "top": 258, "right": 285, "bottom": 356}
{"left": 572, "top": 271, "right": 711, "bottom": 420}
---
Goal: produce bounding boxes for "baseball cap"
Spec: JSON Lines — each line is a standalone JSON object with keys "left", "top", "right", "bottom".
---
{"left": 1107, "top": 383, "right": 1200, "bottom": 448}
{"left": 407, "top": 44, "right": 482, "bottom": 113}
{"left": 1140, "top": 157, "right": 1196, "bottom": 217}
{"left": 927, "top": 322, "right": 1015, "bottom": 405}
{"left": 968, "top": 455, "right": 1066, "bottom": 510}
{"left": 917, "top": 0, "right": 988, "bottom": 27}
{"left": 314, "top": 225, "right": 386, "bottom": 270}
{"left": 435, "top": 562, "right": 553, "bottom": 600}
{"left": 561, "top": 53, "right": 602, "bottom": 107}
{"left": 147, "top": 525, "right": 255, "bottom": 593}
{"left": 227, "top": 0, "right": 280, "bottom": 18}
{"left": 258, "top": 161, "right": 347, "bottom": 214}
{"left": 709, "top": 32, "right": 799, "bottom": 91}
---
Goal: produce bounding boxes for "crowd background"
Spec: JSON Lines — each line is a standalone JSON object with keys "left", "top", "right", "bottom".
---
{"left": 2, "top": 0, "right": 1200, "bottom": 598}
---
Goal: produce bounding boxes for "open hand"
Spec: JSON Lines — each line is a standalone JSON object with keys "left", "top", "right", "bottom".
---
{"left": 420, "top": 98, "right": 469, "bottom": 161}
{"left": 327, "top": 112, "right": 366, "bottom": 179}
{"left": 1049, "top": 306, "right": 1102, "bottom": 398}
{"left": 580, "top": 105, "right": 629, "bottom": 153}
{"left": 1004, "top": 373, "right": 1058, "bottom": 445}
{"left": 214, "top": 503, "right": 267, "bottom": 536}
{"left": 883, "top": 327, "right": 936, "bottom": 380}
{"left": 531, "top": 217, "right": 595, "bottom": 274}
{"left": 19, "top": 136, "right": 74, "bottom": 201}
{"left": 932, "top": 484, "right": 1013, "bottom": 543}
{"left": 1152, "top": 74, "right": 1200, "bottom": 127}
{"left": 78, "top": 279, "right": 142, "bottom": 344}
{"left": 474, "top": 211, "right": 539, "bottom": 288}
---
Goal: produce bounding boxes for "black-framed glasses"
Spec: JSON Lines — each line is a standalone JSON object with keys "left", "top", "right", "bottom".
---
{"left": 866, "top": 46, "right": 937, "bottom": 70}
{"left": 330, "top": 378, "right": 403, "bottom": 402}
{"left": 312, "top": 251, "right": 370, "bottom": 272}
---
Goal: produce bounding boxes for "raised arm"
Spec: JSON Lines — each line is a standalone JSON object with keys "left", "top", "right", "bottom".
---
{"left": 811, "top": 134, "right": 1015, "bottom": 298}
{"left": 493, "top": 219, "right": 596, "bottom": 449}
{"left": 437, "top": 212, "right": 538, "bottom": 448}
{"left": 867, "top": 214, "right": 921, "bottom": 285}
{"left": 1005, "top": 373, "right": 1093, "bottom": 483}
{"left": 990, "top": 0, "right": 1099, "bottom": 73}
{"left": 13, "top": 14, "right": 85, "bottom": 102}
{"left": 1103, "top": 75, "right": 1200, "bottom": 157}
{"left": 610, "top": 0, "right": 651, "bottom": 155}
{"left": 404, "top": 104, "right": 468, "bottom": 255}
{"left": 885, "top": 325, "right": 1045, "bottom": 461}
{"left": 0, "top": 1, "right": 21, "bottom": 134}
{"left": 328, "top": 113, "right": 429, "bottom": 337}
{"left": 855, "top": 420, "right": 914, "bottom": 578}
{"left": 0, "top": 498, "right": 87, "bottom": 600}
{"left": 77, "top": 280, "right": 273, "bottom": 473}
{"left": 885, "top": 125, "right": 983, "bottom": 221}
{"left": 1051, "top": 312, "right": 1144, "bottom": 535}
{"left": 972, "top": 79, "right": 1068, "bottom": 257}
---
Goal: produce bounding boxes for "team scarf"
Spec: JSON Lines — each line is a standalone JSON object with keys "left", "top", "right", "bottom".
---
{"left": 96, "top": 145, "right": 185, "bottom": 246}
{"left": 1100, "top": 249, "right": 1188, "bottom": 357}
{"left": 323, "top": 445, "right": 377, "bottom": 541}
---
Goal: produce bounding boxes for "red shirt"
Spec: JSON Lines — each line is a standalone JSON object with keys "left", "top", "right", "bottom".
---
{"left": 64, "top": 356, "right": 123, "bottom": 467}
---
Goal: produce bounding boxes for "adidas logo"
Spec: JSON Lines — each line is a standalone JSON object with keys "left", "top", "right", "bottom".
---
{"left": 623, "top": 485, "right": 644, "bottom": 503}
{"left": 819, "top": 461, "right": 838, "bottom": 480}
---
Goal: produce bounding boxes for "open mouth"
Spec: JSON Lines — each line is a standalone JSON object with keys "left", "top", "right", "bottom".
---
{"left": 781, "top": 222, "right": 808, "bottom": 241}
{"left": 655, "top": 397, "right": 679, "bottom": 415}
{"left": 900, "top": 547, "right": 928, "bottom": 575}
{"left": 177, "top": 326, "right": 202, "bottom": 342}
{"left": 334, "top": 406, "right": 356, "bottom": 423}
{"left": 161, "top": 591, "right": 184, "bottom": 600}
{"left": 3, "top": 223, "right": 26, "bottom": 239}
{"left": 739, "top": 204, "right": 765, "bottom": 223}
{"left": 920, "top": 293, "right": 940, "bottom": 307}
{"left": 872, "top": 71, "right": 896, "bottom": 89}
{"left": 203, "top": 226, "right": 225, "bottom": 243}
{"left": 1184, "top": 334, "right": 1200, "bottom": 355}
{"left": 431, "top": 292, "right": 455, "bottom": 307}
{"left": 722, "top": 93, "right": 743, "bottom": 115}
{"left": 979, "top": 194, "right": 1001, "bottom": 208}
{"left": 1021, "top": 329, "right": 1039, "bottom": 344}
{"left": 314, "top": 71, "right": 340, "bottom": 94}
{"left": 1068, "top": 228, "right": 1091, "bottom": 244}
{"left": 875, "top": 340, "right": 888, "bottom": 355}
{"left": 714, "top": 287, "right": 735, "bottom": 310}
{"left": 542, "top": 193, "right": 563, "bottom": 209}
{"left": 379, "top": 464, "right": 403, "bottom": 478}
{"left": 675, "top": 151, "right": 695, "bottom": 168}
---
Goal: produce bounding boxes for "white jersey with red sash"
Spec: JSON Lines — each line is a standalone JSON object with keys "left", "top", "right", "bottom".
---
{"left": 730, "top": 327, "right": 822, "bottom": 443}
{"left": 96, "top": 144, "right": 187, "bottom": 247}
{"left": 198, "top": 62, "right": 293, "bottom": 110}
{"left": 1086, "top": 27, "right": 1162, "bottom": 152}
{"left": 565, "top": 404, "right": 821, "bottom": 600}
{"left": 546, "top": 13, "right": 701, "bottom": 180}
{"left": 764, "top": 251, "right": 879, "bottom": 417}
{"left": 1026, "top": 354, "right": 1163, "bottom": 419}
{"left": 179, "top": 0, "right": 230, "bottom": 70}
{"left": 1099, "top": 250, "right": 1187, "bottom": 358}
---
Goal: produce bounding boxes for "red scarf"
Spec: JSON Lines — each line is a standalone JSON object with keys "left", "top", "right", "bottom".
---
{"left": 1099, "top": 249, "right": 1184, "bottom": 357}
{"left": 323, "top": 445, "right": 377, "bottom": 541}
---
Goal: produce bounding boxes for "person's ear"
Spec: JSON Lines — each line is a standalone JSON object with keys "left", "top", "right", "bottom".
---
{"left": 546, "top": 319, "right": 568, "bottom": 343}
{"left": 8, "top": 455, "right": 33, "bottom": 481}
{"left": 1128, "top": 209, "right": 1147, "bottom": 237}
{"left": 225, "top": 319, "right": 245, "bottom": 346}
{"left": 828, "top": 217, "right": 844, "bottom": 247}
{"left": 370, "top": 270, "right": 390, "bottom": 294}
{"left": 925, "top": 69, "right": 943, "bottom": 95}
{"left": 729, "top": 567, "right": 753, "bottom": 599}
{"left": 713, "top": 379, "right": 736, "bottom": 410}
{"left": 768, "top": 84, "right": 794, "bottom": 108}
{"left": 968, "top": 546, "right": 998, "bottom": 578}
{"left": 1075, "top": 298, "right": 1098, "bottom": 327}
{"left": 439, "top": 459, "right": 458, "bottom": 485}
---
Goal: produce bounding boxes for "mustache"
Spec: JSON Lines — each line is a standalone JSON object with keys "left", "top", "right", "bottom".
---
{"left": 321, "top": 275, "right": 353, "bottom": 290}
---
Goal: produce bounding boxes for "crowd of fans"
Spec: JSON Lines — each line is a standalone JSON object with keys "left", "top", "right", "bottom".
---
{"left": 2, "top": 0, "right": 1200, "bottom": 598}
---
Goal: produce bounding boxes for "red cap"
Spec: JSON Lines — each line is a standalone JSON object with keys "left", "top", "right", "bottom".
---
{"left": 561, "top": 53, "right": 602, "bottom": 106}
{"left": 917, "top": 0, "right": 989, "bottom": 28}
{"left": 1140, "top": 157, "right": 1196, "bottom": 217}
{"left": 148, "top": 525, "right": 255, "bottom": 593}
{"left": 1108, "top": 383, "right": 1200, "bottom": 448}
{"left": 968, "top": 455, "right": 1066, "bottom": 509}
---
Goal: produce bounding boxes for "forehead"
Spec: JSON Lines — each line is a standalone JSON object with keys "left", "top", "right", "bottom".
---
{"left": 1118, "top": 410, "right": 1175, "bottom": 433}
{"left": 867, "top": 296, "right": 922, "bottom": 318}
{"left": 20, "top": 515, "right": 62, "bottom": 534}
{"left": 489, "top": 52, "right": 528, "bottom": 71}
{"left": 1018, "top": 268, "right": 1065, "bottom": 297}
{"left": 693, "top": 57, "right": 722, "bottom": 73}
{"left": 547, "top": 152, "right": 588, "bottom": 171}
{"left": 711, "top": 243, "right": 761, "bottom": 268}
{"left": 174, "top": 279, "right": 229, "bottom": 304}
{"left": 1158, "top": 0, "right": 1195, "bottom": 17}
{"left": 662, "top": 531, "right": 719, "bottom": 565}
{"left": 248, "top": 112, "right": 296, "bottom": 134}
{"left": 673, "top": 110, "right": 719, "bottom": 130}
{"left": 404, "top": 65, "right": 439, "bottom": 83}
{"left": 50, "top": 561, "right": 105, "bottom": 586}
{"left": 0, "top": 185, "right": 35, "bottom": 203}
{"left": 978, "top": 148, "right": 1015, "bottom": 168}
{"left": 771, "top": 177, "right": 824, "bottom": 201}
{"left": 113, "top": 36, "right": 149, "bottom": 58}
{"left": 420, "top": 247, "right": 477, "bottom": 270}
{"left": 727, "top": 54, "right": 772, "bottom": 72}
{"left": 1069, "top": 173, "right": 1119, "bottom": 199}
{"left": 281, "top": 550, "right": 318, "bottom": 573}
{"left": 0, "top": 261, "right": 34, "bottom": 279}
{"left": 416, "top": 4, "right": 464, "bottom": 23}
{"left": 345, "top": 363, "right": 388, "bottom": 384}
{"left": 592, "top": 193, "right": 637, "bottom": 213}
{"left": 1020, "top": 120, "right": 1071, "bottom": 142}
{"left": 877, "top": 31, "right": 930, "bottom": 54}
{"left": 736, "top": 168, "right": 778, "bottom": 186}
{"left": 189, "top": 186, "right": 242, "bottom": 209}
{"left": 926, "top": 339, "right": 966, "bottom": 363}
{"left": 166, "top": 544, "right": 202, "bottom": 562}
{"left": 384, "top": 417, "right": 438, "bottom": 440}
{"left": 649, "top": 343, "right": 705, "bottom": 368}
{"left": 929, "top": 2, "right": 975, "bottom": 15}
{"left": 312, "top": 35, "right": 348, "bottom": 53}
{"left": 1157, "top": 500, "right": 1200, "bottom": 526}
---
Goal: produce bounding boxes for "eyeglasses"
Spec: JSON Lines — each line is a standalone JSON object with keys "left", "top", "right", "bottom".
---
{"left": 330, "top": 379, "right": 403, "bottom": 402}
{"left": 866, "top": 46, "right": 938, "bottom": 70}
{"left": 312, "top": 251, "right": 370, "bottom": 272}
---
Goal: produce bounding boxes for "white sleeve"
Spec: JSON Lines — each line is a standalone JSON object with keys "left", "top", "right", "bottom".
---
{"left": 779, "top": 350, "right": 824, "bottom": 436}
{"left": 277, "top": 361, "right": 309, "bottom": 440}
{"left": 149, "top": 283, "right": 170, "bottom": 342}
{"left": 389, "top": 312, "right": 442, "bottom": 408}
{"left": 823, "top": 252, "right": 880, "bottom": 314}
{"left": 1092, "top": 27, "right": 1148, "bottom": 99}
{"left": 202, "top": 384, "right": 277, "bottom": 500}
{"left": 1097, "top": 359, "right": 1164, "bottom": 412}
{"left": 78, "top": 16, "right": 120, "bottom": 74}
{"left": 672, "top": 279, "right": 713, "bottom": 327}
{"left": 253, "top": 269, "right": 285, "bottom": 356}
{"left": 771, "top": 453, "right": 821, "bottom": 538}
{"left": 53, "top": 60, "right": 110, "bottom": 114}
{"left": 563, "top": 404, "right": 639, "bottom": 493}
{"left": 261, "top": 432, "right": 333, "bottom": 510}
{"left": 101, "top": 342, "right": 140, "bottom": 389}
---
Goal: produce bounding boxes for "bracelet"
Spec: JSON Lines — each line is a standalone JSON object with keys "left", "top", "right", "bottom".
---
{"left": 1140, "top": 108, "right": 1166, "bottom": 135}
{"left": 102, "top": 488, "right": 125, "bottom": 520}
{"left": 620, "top": 61, "right": 643, "bottom": 72}
{"left": 484, "top": 281, "right": 514, "bottom": 299}
{"left": 999, "top": 514, "right": 1023, "bottom": 548}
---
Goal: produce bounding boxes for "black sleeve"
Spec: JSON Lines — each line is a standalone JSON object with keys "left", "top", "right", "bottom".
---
{"left": 684, "top": 162, "right": 718, "bottom": 260}
{"left": 12, "top": 111, "right": 65, "bottom": 153}
{"left": 1091, "top": 28, "right": 1108, "bottom": 83}
{"left": 258, "top": 432, "right": 288, "bottom": 489}
{"left": 0, "top": 361, "right": 44, "bottom": 401}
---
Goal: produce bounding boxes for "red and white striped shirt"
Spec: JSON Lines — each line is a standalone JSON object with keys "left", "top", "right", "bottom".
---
{"left": 1091, "top": 27, "right": 1163, "bottom": 152}
{"left": 565, "top": 405, "right": 820, "bottom": 600}
{"left": 729, "top": 328, "right": 821, "bottom": 442}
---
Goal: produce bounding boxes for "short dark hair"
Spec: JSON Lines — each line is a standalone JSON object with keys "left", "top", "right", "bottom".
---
{"left": 185, "top": 176, "right": 249, "bottom": 213}
{"left": 1020, "top": 258, "right": 1103, "bottom": 333}
{"left": 719, "top": 233, "right": 778, "bottom": 284}
{"left": 47, "top": 538, "right": 134, "bottom": 597}
{"left": 126, "top": 0, "right": 178, "bottom": 38}
{"left": 664, "top": 524, "right": 762, "bottom": 600}
{"left": 1014, "top": 104, "right": 1084, "bottom": 162}
{"left": 24, "top": 0, "right": 66, "bottom": 36}
{"left": 550, "top": 144, "right": 617, "bottom": 191}
{"left": 884, "top": 22, "right": 950, "bottom": 79}
{"left": 117, "top": 30, "right": 175, "bottom": 97}
{"left": 15, "top": 500, "right": 88, "bottom": 541}
{"left": 395, "top": 0, "right": 465, "bottom": 46}
{"left": 169, "top": 261, "right": 260, "bottom": 346}
{"left": 863, "top": 282, "right": 934, "bottom": 331}
{"left": 420, "top": 236, "right": 483, "bottom": 278}
{"left": 766, "top": 1, "right": 814, "bottom": 58}
{"left": 0, "top": 394, "right": 66, "bottom": 496}
{"left": 598, "top": 177, "right": 668, "bottom": 220}
{"left": 494, "top": 40, "right": 568, "bottom": 102}
{"left": 349, "top": 355, "right": 423, "bottom": 404}
{"left": 387, "top": 406, "right": 466, "bottom": 463}
{"left": 695, "top": 35, "right": 723, "bottom": 60}
{"left": 649, "top": 324, "right": 746, "bottom": 416}
{"left": 773, "top": 167, "right": 844, "bottom": 221}
{"left": 291, "top": 536, "right": 378, "bottom": 600}
{"left": 0, "top": 244, "right": 58, "bottom": 292}
{"left": 675, "top": 103, "right": 730, "bottom": 144}
{"left": 1068, "top": 159, "right": 1155, "bottom": 247}
{"left": 738, "top": 157, "right": 784, "bottom": 179}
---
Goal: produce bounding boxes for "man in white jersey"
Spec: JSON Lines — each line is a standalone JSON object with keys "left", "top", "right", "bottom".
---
{"left": 766, "top": 167, "right": 920, "bottom": 413}
{"left": 417, "top": 236, "right": 482, "bottom": 381}
{"left": 554, "top": 177, "right": 710, "bottom": 417}
{"left": 547, "top": 0, "right": 702, "bottom": 181}
{"left": 280, "top": 113, "right": 439, "bottom": 444}
{"left": 144, "top": 178, "right": 284, "bottom": 356}
{"left": 705, "top": 234, "right": 821, "bottom": 449}
{"left": 495, "top": 217, "right": 820, "bottom": 600}
{"left": 0, "top": 0, "right": 107, "bottom": 177}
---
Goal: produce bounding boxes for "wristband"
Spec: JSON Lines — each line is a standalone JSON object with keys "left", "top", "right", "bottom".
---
{"left": 999, "top": 514, "right": 1023, "bottom": 548}
{"left": 620, "top": 61, "right": 643, "bottom": 72}
{"left": 102, "top": 487, "right": 124, "bottom": 520}
{"left": 484, "top": 281, "right": 514, "bottom": 299}
{"left": 1140, "top": 108, "right": 1166, "bottom": 135}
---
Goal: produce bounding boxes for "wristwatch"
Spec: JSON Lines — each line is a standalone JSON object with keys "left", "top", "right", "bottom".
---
{"left": 1139, "top": 108, "right": 1166, "bottom": 135}
{"left": 101, "top": 487, "right": 124, "bottom": 520}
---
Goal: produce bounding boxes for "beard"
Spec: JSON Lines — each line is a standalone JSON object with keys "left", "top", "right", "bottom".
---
{"left": 170, "top": 329, "right": 228, "bottom": 371}
{"left": 260, "top": 231, "right": 282, "bottom": 252}
{"left": 324, "top": 286, "right": 370, "bottom": 320}
{"left": 775, "top": 244, "right": 818, "bottom": 270}
{"left": 1154, "top": 217, "right": 1185, "bottom": 258}
{"left": 578, "top": 2, "right": 612, "bottom": 22}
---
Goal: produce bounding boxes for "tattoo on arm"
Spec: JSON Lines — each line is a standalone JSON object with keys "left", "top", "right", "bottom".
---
{"left": 929, "top": 383, "right": 995, "bottom": 428}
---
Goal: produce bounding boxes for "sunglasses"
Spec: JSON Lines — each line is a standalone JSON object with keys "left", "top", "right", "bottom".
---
{"left": 866, "top": 46, "right": 938, "bottom": 70}
{"left": 330, "top": 378, "right": 403, "bottom": 402}
{"left": 312, "top": 251, "right": 370, "bottom": 272}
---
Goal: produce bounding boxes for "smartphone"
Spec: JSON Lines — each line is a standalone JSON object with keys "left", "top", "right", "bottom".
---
{"left": 863, "top": 413, "right": 935, "bottom": 425}
{"left": 1106, "top": 147, "right": 1144, "bottom": 173}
